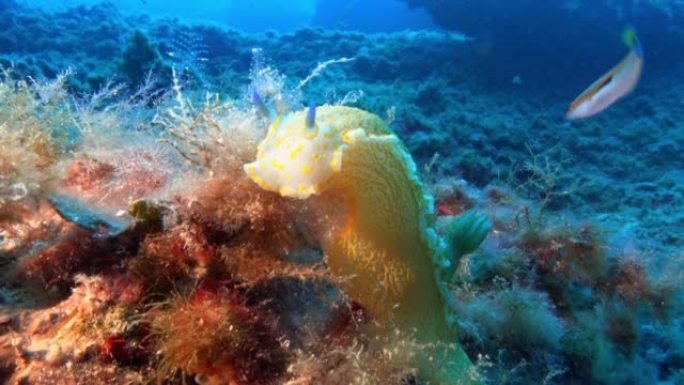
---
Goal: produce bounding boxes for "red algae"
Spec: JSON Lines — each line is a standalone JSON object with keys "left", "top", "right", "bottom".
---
{"left": 63, "top": 158, "right": 116, "bottom": 193}
{"left": 148, "top": 281, "right": 287, "bottom": 385}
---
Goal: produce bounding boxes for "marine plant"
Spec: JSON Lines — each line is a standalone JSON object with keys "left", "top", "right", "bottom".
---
{"left": 0, "top": 68, "right": 73, "bottom": 209}
{"left": 2, "top": 11, "right": 682, "bottom": 383}
{"left": 446, "top": 185, "right": 684, "bottom": 385}
{"left": 244, "top": 104, "right": 488, "bottom": 384}
{"left": 149, "top": 281, "right": 287, "bottom": 385}
{"left": 121, "top": 30, "right": 163, "bottom": 87}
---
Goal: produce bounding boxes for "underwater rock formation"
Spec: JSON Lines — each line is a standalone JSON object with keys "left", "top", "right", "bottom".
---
{"left": 120, "top": 30, "right": 164, "bottom": 87}
{"left": 1, "top": 3, "right": 684, "bottom": 384}
{"left": 404, "top": 0, "right": 684, "bottom": 90}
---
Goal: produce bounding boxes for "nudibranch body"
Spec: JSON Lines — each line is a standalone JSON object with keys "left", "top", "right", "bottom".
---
{"left": 245, "top": 105, "right": 478, "bottom": 385}
{"left": 245, "top": 105, "right": 390, "bottom": 199}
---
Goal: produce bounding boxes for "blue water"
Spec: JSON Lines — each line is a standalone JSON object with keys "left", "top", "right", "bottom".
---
{"left": 1, "top": 1, "right": 684, "bottom": 384}
{"left": 17, "top": 0, "right": 435, "bottom": 32}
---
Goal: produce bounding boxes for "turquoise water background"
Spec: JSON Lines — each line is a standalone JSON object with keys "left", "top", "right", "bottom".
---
{"left": 16, "top": 0, "right": 436, "bottom": 32}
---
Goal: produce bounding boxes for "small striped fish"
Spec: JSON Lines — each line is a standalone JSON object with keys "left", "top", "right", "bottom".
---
{"left": 566, "top": 27, "right": 644, "bottom": 120}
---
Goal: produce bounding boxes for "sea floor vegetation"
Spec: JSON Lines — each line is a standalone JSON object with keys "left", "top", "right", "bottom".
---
{"left": 1, "top": 2, "right": 683, "bottom": 385}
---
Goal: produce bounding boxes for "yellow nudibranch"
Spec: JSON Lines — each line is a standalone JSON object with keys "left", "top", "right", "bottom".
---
{"left": 245, "top": 105, "right": 478, "bottom": 385}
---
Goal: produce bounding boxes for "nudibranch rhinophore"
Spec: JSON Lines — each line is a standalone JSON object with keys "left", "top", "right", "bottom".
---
{"left": 244, "top": 104, "right": 479, "bottom": 385}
